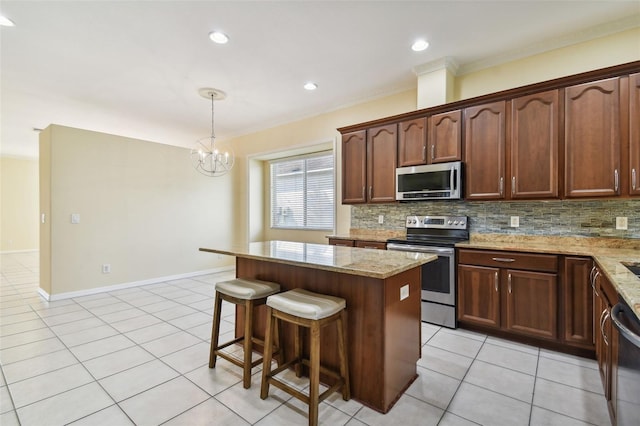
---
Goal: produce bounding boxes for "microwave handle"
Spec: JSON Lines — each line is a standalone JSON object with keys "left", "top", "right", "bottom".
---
{"left": 450, "top": 167, "right": 457, "bottom": 192}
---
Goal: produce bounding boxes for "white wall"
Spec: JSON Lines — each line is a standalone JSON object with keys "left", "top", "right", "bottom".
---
{"left": 1, "top": 156, "right": 39, "bottom": 251}
{"left": 40, "top": 125, "right": 234, "bottom": 297}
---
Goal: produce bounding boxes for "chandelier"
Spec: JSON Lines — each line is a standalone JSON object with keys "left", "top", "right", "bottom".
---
{"left": 191, "top": 88, "right": 234, "bottom": 177}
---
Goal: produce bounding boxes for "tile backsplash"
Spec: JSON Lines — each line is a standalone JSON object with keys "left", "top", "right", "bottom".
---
{"left": 351, "top": 199, "right": 640, "bottom": 239}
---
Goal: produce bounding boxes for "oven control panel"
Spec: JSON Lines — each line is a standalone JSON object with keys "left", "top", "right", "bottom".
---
{"left": 405, "top": 215, "right": 468, "bottom": 230}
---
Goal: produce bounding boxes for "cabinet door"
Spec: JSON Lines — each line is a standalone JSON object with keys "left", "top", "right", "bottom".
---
{"left": 511, "top": 90, "right": 559, "bottom": 199}
{"left": 354, "top": 240, "right": 386, "bottom": 250}
{"left": 341, "top": 130, "right": 367, "bottom": 204}
{"left": 398, "top": 117, "right": 427, "bottom": 167}
{"left": 458, "top": 264, "right": 500, "bottom": 328}
{"left": 429, "top": 110, "right": 462, "bottom": 164}
{"left": 504, "top": 269, "right": 558, "bottom": 340}
{"left": 630, "top": 73, "right": 640, "bottom": 196}
{"left": 562, "top": 257, "right": 594, "bottom": 348}
{"left": 328, "top": 238, "right": 355, "bottom": 247}
{"left": 367, "top": 124, "right": 397, "bottom": 203}
{"left": 464, "top": 101, "right": 506, "bottom": 200}
{"left": 565, "top": 78, "right": 621, "bottom": 198}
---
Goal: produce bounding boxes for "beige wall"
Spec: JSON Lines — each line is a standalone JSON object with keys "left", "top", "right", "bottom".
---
{"left": 1, "top": 156, "right": 39, "bottom": 251}
{"left": 455, "top": 27, "right": 640, "bottom": 100}
{"left": 40, "top": 125, "right": 234, "bottom": 297}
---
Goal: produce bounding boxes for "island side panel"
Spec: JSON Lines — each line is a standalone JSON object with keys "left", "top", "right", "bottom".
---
{"left": 383, "top": 266, "right": 422, "bottom": 410}
{"left": 235, "top": 257, "right": 388, "bottom": 411}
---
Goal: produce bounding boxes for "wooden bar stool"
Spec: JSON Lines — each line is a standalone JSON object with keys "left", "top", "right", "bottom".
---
{"left": 209, "top": 278, "right": 281, "bottom": 389}
{"left": 260, "top": 288, "right": 350, "bottom": 426}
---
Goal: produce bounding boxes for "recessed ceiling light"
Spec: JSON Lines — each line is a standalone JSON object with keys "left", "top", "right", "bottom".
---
{"left": 0, "top": 15, "right": 15, "bottom": 27}
{"left": 209, "top": 31, "right": 229, "bottom": 44}
{"left": 304, "top": 82, "right": 318, "bottom": 91}
{"left": 411, "top": 39, "right": 429, "bottom": 52}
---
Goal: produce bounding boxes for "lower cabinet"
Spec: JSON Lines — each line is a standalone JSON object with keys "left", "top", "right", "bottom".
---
{"left": 563, "top": 257, "right": 595, "bottom": 348}
{"left": 457, "top": 249, "right": 558, "bottom": 341}
{"left": 593, "top": 266, "right": 618, "bottom": 424}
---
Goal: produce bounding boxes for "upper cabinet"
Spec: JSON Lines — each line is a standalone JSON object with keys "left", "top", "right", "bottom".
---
{"left": 341, "top": 130, "right": 367, "bottom": 204}
{"left": 397, "top": 118, "right": 427, "bottom": 167}
{"left": 429, "top": 110, "right": 462, "bottom": 164}
{"left": 510, "top": 90, "right": 559, "bottom": 199}
{"left": 564, "top": 77, "right": 621, "bottom": 198}
{"left": 367, "top": 124, "right": 398, "bottom": 203}
{"left": 341, "top": 125, "right": 397, "bottom": 204}
{"left": 630, "top": 73, "right": 640, "bottom": 196}
{"left": 464, "top": 101, "right": 506, "bottom": 200}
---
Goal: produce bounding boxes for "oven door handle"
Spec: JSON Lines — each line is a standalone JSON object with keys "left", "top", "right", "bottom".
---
{"left": 386, "top": 243, "right": 454, "bottom": 255}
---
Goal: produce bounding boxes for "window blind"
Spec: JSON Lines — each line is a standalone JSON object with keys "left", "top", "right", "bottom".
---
{"left": 271, "top": 152, "right": 334, "bottom": 230}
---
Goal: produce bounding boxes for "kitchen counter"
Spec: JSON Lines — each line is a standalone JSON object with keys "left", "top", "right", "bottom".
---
{"left": 456, "top": 234, "right": 640, "bottom": 319}
{"left": 326, "top": 229, "right": 403, "bottom": 243}
{"left": 199, "top": 240, "right": 436, "bottom": 413}
{"left": 200, "top": 240, "right": 435, "bottom": 279}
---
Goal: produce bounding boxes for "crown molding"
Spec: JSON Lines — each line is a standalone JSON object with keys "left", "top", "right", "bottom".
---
{"left": 413, "top": 57, "right": 460, "bottom": 77}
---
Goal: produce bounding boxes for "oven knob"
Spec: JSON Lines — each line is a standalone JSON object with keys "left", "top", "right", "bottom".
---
{"left": 460, "top": 220, "right": 466, "bottom": 226}
{"left": 447, "top": 220, "right": 453, "bottom": 225}
{"left": 453, "top": 220, "right": 459, "bottom": 225}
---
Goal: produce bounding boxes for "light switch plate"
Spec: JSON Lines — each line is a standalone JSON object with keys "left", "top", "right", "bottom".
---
{"left": 71, "top": 213, "right": 80, "bottom": 224}
{"left": 616, "top": 217, "right": 628, "bottom": 230}
{"left": 510, "top": 216, "right": 519, "bottom": 227}
{"left": 400, "top": 284, "right": 409, "bottom": 301}
{"left": 378, "top": 215, "right": 384, "bottom": 224}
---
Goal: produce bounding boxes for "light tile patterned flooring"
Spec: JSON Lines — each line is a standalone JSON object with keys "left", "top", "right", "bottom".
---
{"left": 0, "top": 252, "right": 611, "bottom": 425}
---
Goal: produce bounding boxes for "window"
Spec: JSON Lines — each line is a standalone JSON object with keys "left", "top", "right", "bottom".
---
{"left": 270, "top": 152, "right": 334, "bottom": 230}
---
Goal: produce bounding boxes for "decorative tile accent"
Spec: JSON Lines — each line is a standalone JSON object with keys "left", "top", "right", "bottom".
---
{"left": 351, "top": 199, "right": 640, "bottom": 239}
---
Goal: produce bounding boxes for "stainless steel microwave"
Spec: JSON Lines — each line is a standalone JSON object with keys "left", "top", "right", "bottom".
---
{"left": 396, "top": 161, "right": 463, "bottom": 201}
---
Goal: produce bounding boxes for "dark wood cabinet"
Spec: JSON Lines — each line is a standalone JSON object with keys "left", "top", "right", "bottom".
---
{"left": 593, "top": 267, "right": 618, "bottom": 424}
{"left": 429, "top": 110, "right": 462, "bottom": 164}
{"left": 328, "top": 238, "right": 386, "bottom": 250}
{"left": 464, "top": 101, "right": 506, "bottom": 200}
{"left": 562, "top": 257, "right": 594, "bottom": 349}
{"left": 630, "top": 72, "right": 640, "bottom": 196}
{"left": 397, "top": 118, "right": 427, "bottom": 167}
{"left": 458, "top": 249, "right": 559, "bottom": 340}
{"left": 565, "top": 77, "right": 621, "bottom": 198}
{"left": 341, "top": 130, "right": 367, "bottom": 204}
{"left": 458, "top": 264, "right": 501, "bottom": 328}
{"left": 327, "top": 238, "right": 355, "bottom": 247}
{"left": 510, "top": 90, "right": 559, "bottom": 199}
{"left": 504, "top": 269, "right": 558, "bottom": 340}
{"left": 367, "top": 124, "right": 398, "bottom": 203}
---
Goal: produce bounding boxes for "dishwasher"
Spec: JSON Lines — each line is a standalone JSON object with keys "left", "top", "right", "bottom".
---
{"left": 610, "top": 300, "right": 640, "bottom": 426}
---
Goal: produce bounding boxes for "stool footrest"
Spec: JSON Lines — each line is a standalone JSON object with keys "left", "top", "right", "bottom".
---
{"left": 215, "top": 351, "right": 262, "bottom": 370}
{"left": 216, "top": 336, "right": 243, "bottom": 351}
{"left": 267, "top": 376, "right": 343, "bottom": 406}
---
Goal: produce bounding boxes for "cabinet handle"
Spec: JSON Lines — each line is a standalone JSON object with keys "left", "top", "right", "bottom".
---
{"left": 592, "top": 270, "right": 600, "bottom": 297}
{"left": 369, "top": 186, "right": 373, "bottom": 199}
{"left": 422, "top": 145, "right": 426, "bottom": 161}
{"left": 601, "top": 309, "right": 609, "bottom": 346}
{"left": 362, "top": 186, "right": 365, "bottom": 199}
{"left": 614, "top": 169, "right": 619, "bottom": 193}
{"left": 508, "top": 273, "right": 512, "bottom": 293}
{"left": 499, "top": 177, "right": 504, "bottom": 196}
{"left": 633, "top": 168, "right": 637, "bottom": 191}
{"left": 431, "top": 145, "right": 435, "bottom": 160}
{"left": 494, "top": 272, "right": 499, "bottom": 292}
{"left": 492, "top": 257, "right": 515, "bottom": 263}
{"left": 511, "top": 177, "right": 515, "bottom": 195}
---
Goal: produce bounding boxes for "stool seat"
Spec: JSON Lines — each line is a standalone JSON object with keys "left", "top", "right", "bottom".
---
{"left": 215, "top": 278, "right": 280, "bottom": 300}
{"left": 266, "top": 288, "right": 346, "bottom": 320}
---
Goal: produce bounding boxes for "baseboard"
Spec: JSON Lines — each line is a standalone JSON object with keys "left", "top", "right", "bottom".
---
{"left": 1, "top": 249, "right": 39, "bottom": 254}
{"left": 39, "top": 265, "right": 235, "bottom": 301}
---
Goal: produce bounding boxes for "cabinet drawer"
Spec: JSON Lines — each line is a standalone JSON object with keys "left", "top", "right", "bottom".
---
{"left": 355, "top": 240, "right": 387, "bottom": 250}
{"left": 458, "top": 249, "right": 558, "bottom": 272}
{"left": 328, "top": 238, "right": 355, "bottom": 247}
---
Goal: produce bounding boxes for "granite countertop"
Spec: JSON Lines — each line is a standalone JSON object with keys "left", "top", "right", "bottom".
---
{"left": 326, "top": 229, "right": 404, "bottom": 243}
{"left": 457, "top": 234, "right": 640, "bottom": 319}
{"left": 200, "top": 240, "right": 436, "bottom": 279}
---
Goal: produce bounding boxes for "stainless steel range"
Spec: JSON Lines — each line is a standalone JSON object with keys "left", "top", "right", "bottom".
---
{"left": 387, "top": 215, "right": 469, "bottom": 328}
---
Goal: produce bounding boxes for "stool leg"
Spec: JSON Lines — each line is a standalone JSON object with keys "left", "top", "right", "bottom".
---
{"left": 337, "top": 310, "right": 351, "bottom": 400}
{"left": 294, "top": 324, "right": 303, "bottom": 378}
{"left": 273, "top": 317, "right": 284, "bottom": 366}
{"left": 308, "top": 321, "right": 321, "bottom": 426}
{"left": 242, "top": 299, "right": 254, "bottom": 389}
{"left": 260, "top": 306, "right": 274, "bottom": 400}
{"left": 209, "top": 292, "right": 223, "bottom": 368}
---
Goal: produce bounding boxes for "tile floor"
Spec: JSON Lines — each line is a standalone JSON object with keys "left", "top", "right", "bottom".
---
{"left": 0, "top": 251, "right": 611, "bottom": 425}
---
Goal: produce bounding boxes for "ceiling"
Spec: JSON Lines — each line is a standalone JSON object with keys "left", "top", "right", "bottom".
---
{"left": 1, "top": 1, "right": 639, "bottom": 159}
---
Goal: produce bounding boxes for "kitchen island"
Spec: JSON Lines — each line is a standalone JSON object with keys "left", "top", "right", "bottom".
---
{"left": 200, "top": 240, "right": 436, "bottom": 413}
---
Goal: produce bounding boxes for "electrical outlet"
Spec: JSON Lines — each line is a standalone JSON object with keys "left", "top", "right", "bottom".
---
{"left": 510, "top": 216, "right": 520, "bottom": 227}
{"left": 400, "top": 284, "right": 409, "bottom": 301}
{"left": 71, "top": 213, "right": 80, "bottom": 224}
{"left": 616, "top": 217, "right": 628, "bottom": 230}
{"left": 102, "top": 264, "right": 111, "bottom": 274}
{"left": 378, "top": 215, "right": 384, "bottom": 224}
